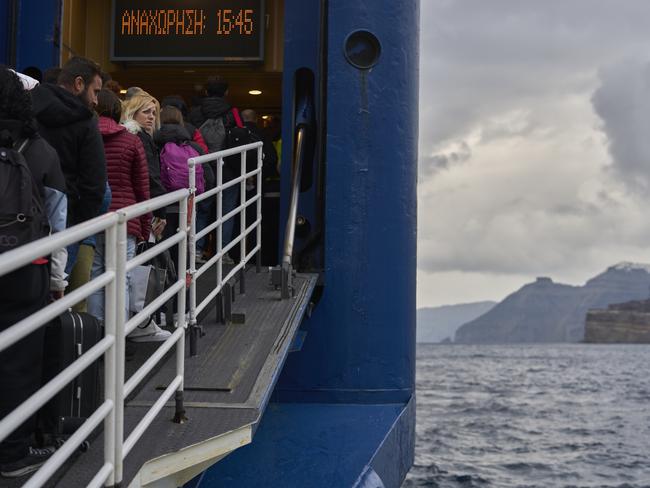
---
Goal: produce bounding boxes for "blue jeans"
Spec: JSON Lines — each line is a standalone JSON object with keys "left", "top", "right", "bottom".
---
{"left": 65, "top": 243, "right": 79, "bottom": 275}
{"left": 87, "top": 234, "right": 136, "bottom": 323}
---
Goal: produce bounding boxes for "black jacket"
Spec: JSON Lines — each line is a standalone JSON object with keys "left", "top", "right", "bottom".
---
{"left": 188, "top": 96, "right": 234, "bottom": 129}
{"left": 138, "top": 129, "right": 167, "bottom": 219}
{"left": 0, "top": 118, "right": 68, "bottom": 289}
{"left": 31, "top": 83, "right": 107, "bottom": 226}
{"left": 122, "top": 120, "right": 167, "bottom": 219}
{"left": 244, "top": 122, "right": 279, "bottom": 181}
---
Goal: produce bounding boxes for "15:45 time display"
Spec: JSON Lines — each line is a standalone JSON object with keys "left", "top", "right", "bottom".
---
{"left": 217, "top": 9, "right": 254, "bottom": 35}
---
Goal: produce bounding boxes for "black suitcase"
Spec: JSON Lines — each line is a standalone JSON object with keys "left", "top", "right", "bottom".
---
{"left": 41, "top": 311, "right": 102, "bottom": 443}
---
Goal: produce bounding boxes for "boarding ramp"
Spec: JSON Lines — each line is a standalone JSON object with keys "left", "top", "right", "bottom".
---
{"left": 0, "top": 142, "right": 317, "bottom": 487}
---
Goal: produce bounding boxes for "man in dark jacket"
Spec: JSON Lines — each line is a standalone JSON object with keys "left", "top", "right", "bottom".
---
{"left": 31, "top": 56, "right": 107, "bottom": 273}
{"left": 32, "top": 56, "right": 106, "bottom": 228}
{"left": 188, "top": 77, "right": 235, "bottom": 130}
{"left": 191, "top": 77, "right": 239, "bottom": 259}
{"left": 0, "top": 67, "right": 68, "bottom": 479}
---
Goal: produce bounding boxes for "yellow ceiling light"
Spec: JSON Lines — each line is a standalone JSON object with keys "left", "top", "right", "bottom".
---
{"left": 262, "top": 115, "right": 270, "bottom": 120}
{"left": 248, "top": 89, "right": 262, "bottom": 95}
{"left": 119, "top": 89, "right": 127, "bottom": 94}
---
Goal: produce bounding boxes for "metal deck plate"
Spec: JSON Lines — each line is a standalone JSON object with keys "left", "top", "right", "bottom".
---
{"left": 6, "top": 269, "right": 317, "bottom": 488}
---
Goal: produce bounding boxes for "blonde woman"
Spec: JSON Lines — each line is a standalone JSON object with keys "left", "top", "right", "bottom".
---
{"left": 121, "top": 90, "right": 171, "bottom": 342}
{"left": 121, "top": 90, "right": 167, "bottom": 238}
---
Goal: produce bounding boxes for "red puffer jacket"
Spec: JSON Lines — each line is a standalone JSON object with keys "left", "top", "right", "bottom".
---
{"left": 99, "top": 117, "right": 152, "bottom": 240}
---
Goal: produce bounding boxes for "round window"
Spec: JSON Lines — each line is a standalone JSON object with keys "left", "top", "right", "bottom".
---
{"left": 344, "top": 30, "right": 381, "bottom": 69}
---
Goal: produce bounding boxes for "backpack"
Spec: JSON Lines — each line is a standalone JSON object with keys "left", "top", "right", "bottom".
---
{"left": 199, "top": 117, "right": 227, "bottom": 153}
{"left": 0, "top": 139, "right": 49, "bottom": 253}
{"left": 223, "top": 108, "right": 261, "bottom": 175}
{"left": 225, "top": 108, "right": 256, "bottom": 149}
{"left": 199, "top": 108, "right": 257, "bottom": 153}
{"left": 159, "top": 142, "right": 205, "bottom": 194}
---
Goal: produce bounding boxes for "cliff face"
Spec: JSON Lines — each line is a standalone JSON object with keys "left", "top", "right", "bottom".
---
{"left": 454, "top": 278, "right": 580, "bottom": 343}
{"left": 454, "top": 263, "right": 650, "bottom": 344}
{"left": 584, "top": 299, "right": 650, "bottom": 343}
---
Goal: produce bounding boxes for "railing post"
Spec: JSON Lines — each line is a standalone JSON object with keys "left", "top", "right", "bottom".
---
{"left": 255, "top": 146, "right": 263, "bottom": 273}
{"left": 217, "top": 157, "right": 223, "bottom": 297}
{"left": 174, "top": 195, "right": 188, "bottom": 424}
{"left": 188, "top": 159, "right": 199, "bottom": 357}
{"left": 103, "top": 224, "right": 117, "bottom": 487}
{"left": 240, "top": 150, "right": 247, "bottom": 269}
{"left": 113, "top": 215, "right": 128, "bottom": 485}
{"left": 256, "top": 146, "right": 263, "bottom": 274}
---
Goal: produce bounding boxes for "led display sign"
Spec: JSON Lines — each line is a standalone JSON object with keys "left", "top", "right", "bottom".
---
{"left": 111, "top": 0, "right": 264, "bottom": 61}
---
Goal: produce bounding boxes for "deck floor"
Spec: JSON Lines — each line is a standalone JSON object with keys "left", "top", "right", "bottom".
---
{"left": 5, "top": 266, "right": 316, "bottom": 488}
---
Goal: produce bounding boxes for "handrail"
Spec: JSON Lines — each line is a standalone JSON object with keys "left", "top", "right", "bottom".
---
{"left": 0, "top": 140, "right": 264, "bottom": 487}
{"left": 278, "top": 76, "right": 316, "bottom": 299}
{"left": 280, "top": 126, "right": 307, "bottom": 298}
{"left": 282, "top": 127, "right": 305, "bottom": 269}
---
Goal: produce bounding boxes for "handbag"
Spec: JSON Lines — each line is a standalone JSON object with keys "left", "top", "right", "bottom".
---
{"left": 129, "top": 264, "right": 166, "bottom": 313}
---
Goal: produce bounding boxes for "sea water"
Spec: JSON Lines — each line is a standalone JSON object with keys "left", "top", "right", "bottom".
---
{"left": 404, "top": 344, "right": 650, "bottom": 488}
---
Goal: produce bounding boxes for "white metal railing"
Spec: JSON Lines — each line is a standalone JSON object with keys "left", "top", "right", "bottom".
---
{"left": 188, "top": 142, "right": 263, "bottom": 353}
{"left": 0, "top": 141, "right": 263, "bottom": 487}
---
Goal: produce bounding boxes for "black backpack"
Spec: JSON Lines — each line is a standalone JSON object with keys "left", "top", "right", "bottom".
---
{"left": 226, "top": 108, "right": 256, "bottom": 149}
{"left": 0, "top": 139, "right": 49, "bottom": 253}
{"left": 224, "top": 108, "right": 261, "bottom": 176}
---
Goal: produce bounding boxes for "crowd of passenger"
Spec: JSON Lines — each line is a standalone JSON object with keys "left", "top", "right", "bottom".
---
{"left": 0, "top": 56, "right": 280, "bottom": 478}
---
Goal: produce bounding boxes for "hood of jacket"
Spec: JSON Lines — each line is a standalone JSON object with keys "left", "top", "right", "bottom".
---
{"left": 200, "top": 97, "right": 231, "bottom": 120}
{"left": 0, "top": 118, "right": 37, "bottom": 146}
{"left": 122, "top": 119, "right": 143, "bottom": 135}
{"left": 32, "top": 83, "right": 93, "bottom": 128}
{"left": 99, "top": 116, "right": 127, "bottom": 138}
{"left": 154, "top": 124, "right": 192, "bottom": 147}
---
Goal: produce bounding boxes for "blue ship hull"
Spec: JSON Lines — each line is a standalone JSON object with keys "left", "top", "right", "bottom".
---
{"left": 206, "top": 2, "right": 419, "bottom": 485}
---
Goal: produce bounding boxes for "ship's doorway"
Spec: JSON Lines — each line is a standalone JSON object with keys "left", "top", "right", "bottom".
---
{"left": 61, "top": 0, "right": 286, "bottom": 264}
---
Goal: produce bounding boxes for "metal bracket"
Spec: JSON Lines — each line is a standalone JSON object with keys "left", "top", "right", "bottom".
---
{"left": 173, "top": 391, "right": 187, "bottom": 424}
{"left": 270, "top": 264, "right": 295, "bottom": 299}
{"left": 189, "top": 323, "right": 205, "bottom": 357}
{"left": 223, "top": 282, "right": 233, "bottom": 323}
{"left": 239, "top": 268, "right": 246, "bottom": 295}
{"left": 281, "top": 263, "right": 294, "bottom": 299}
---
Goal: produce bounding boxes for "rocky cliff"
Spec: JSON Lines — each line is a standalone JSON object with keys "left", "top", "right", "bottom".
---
{"left": 454, "top": 263, "right": 650, "bottom": 343}
{"left": 584, "top": 299, "right": 650, "bottom": 343}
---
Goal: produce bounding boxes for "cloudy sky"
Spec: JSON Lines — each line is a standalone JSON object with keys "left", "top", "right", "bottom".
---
{"left": 417, "top": 1, "right": 650, "bottom": 308}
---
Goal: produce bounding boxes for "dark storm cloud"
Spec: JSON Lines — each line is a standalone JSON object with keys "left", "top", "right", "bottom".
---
{"left": 592, "top": 60, "right": 650, "bottom": 193}
{"left": 419, "top": 0, "right": 650, "bottom": 152}
{"left": 419, "top": 141, "right": 471, "bottom": 177}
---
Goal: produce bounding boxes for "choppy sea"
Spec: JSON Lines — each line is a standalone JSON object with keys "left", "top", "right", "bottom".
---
{"left": 403, "top": 344, "right": 650, "bottom": 488}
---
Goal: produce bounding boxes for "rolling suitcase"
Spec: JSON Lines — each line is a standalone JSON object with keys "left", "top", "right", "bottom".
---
{"left": 41, "top": 311, "right": 102, "bottom": 445}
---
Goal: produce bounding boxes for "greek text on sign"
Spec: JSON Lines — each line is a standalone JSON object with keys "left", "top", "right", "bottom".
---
{"left": 111, "top": 1, "right": 264, "bottom": 61}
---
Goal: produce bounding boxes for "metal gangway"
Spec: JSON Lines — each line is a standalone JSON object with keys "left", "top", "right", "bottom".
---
{"left": 0, "top": 141, "right": 317, "bottom": 487}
